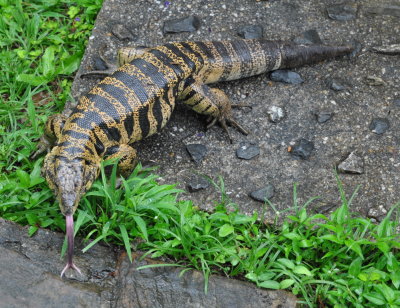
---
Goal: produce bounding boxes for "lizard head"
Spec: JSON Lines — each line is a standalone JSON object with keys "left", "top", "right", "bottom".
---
{"left": 43, "top": 147, "right": 100, "bottom": 216}
{"left": 43, "top": 146, "right": 100, "bottom": 277}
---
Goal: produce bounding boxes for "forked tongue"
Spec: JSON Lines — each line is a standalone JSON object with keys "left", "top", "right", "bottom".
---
{"left": 60, "top": 214, "right": 82, "bottom": 277}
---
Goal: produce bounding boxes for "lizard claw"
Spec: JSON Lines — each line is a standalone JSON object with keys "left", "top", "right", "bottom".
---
{"left": 30, "top": 135, "right": 53, "bottom": 159}
{"left": 81, "top": 47, "right": 117, "bottom": 78}
{"left": 207, "top": 115, "right": 249, "bottom": 143}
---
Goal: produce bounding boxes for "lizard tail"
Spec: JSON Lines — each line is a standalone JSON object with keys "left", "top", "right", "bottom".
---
{"left": 278, "top": 42, "right": 354, "bottom": 69}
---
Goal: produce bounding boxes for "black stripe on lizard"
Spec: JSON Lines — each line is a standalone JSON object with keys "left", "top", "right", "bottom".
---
{"left": 33, "top": 38, "right": 353, "bottom": 276}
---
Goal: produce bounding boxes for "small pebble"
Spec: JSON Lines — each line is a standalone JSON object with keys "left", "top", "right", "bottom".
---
{"left": 326, "top": 3, "right": 357, "bottom": 21}
{"left": 94, "top": 56, "right": 108, "bottom": 71}
{"left": 328, "top": 78, "right": 346, "bottom": 91}
{"left": 364, "top": 76, "right": 385, "bottom": 86}
{"left": 290, "top": 139, "right": 314, "bottom": 160}
{"left": 369, "top": 118, "right": 390, "bottom": 134}
{"left": 337, "top": 152, "right": 364, "bottom": 174}
{"left": 270, "top": 70, "right": 304, "bottom": 85}
{"left": 393, "top": 98, "right": 400, "bottom": 107}
{"left": 249, "top": 184, "right": 275, "bottom": 202}
{"left": 313, "top": 202, "right": 337, "bottom": 214}
{"left": 236, "top": 142, "right": 260, "bottom": 160}
{"left": 367, "top": 206, "right": 388, "bottom": 222}
{"left": 186, "top": 144, "right": 207, "bottom": 163}
{"left": 292, "top": 29, "right": 322, "bottom": 45}
{"left": 372, "top": 44, "right": 400, "bottom": 55}
{"left": 365, "top": 4, "right": 400, "bottom": 18}
{"left": 237, "top": 25, "right": 263, "bottom": 39}
{"left": 187, "top": 175, "right": 210, "bottom": 192}
{"left": 111, "top": 24, "right": 136, "bottom": 41}
{"left": 163, "top": 15, "right": 200, "bottom": 34}
{"left": 267, "top": 106, "right": 285, "bottom": 123}
{"left": 315, "top": 111, "right": 333, "bottom": 123}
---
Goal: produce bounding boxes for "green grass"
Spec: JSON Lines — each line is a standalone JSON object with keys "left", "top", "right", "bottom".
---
{"left": 1, "top": 1, "right": 400, "bottom": 307}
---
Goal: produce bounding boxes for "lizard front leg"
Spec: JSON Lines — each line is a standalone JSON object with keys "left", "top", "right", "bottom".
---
{"left": 82, "top": 46, "right": 150, "bottom": 77}
{"left": 31, "top": 114, "right": 67, "bottom": 159}
{"left": 103, "top": 144, "right": 138, "bottom": 177}
{"left": 178, "top": 78, "right": 249, "bottom": 142}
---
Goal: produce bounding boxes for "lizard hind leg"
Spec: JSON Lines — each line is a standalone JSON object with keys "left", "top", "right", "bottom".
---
{"left": 103, "top": 144, "right": 138, "bottom": 177}
{"left": 179, "top": 79, "right": 249, "bottom": 142}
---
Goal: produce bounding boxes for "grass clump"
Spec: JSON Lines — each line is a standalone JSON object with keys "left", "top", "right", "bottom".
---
{"left": 56, "top": 162, "right": 399, "bottom": 308}
{"left": 0, "top": 0, "right": 102, "bottom": 231}
{"left": 0, "top": 0, "right": 102, "bottom": 175}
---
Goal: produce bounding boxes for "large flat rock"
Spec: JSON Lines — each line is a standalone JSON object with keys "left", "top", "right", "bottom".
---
{"left": 0, "top": 219, "right": 297, "bottom": 307}
{"left": 71, "top": 0, "right": 400, "bottom": 220}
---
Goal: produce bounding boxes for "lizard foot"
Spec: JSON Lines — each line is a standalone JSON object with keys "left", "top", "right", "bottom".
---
{"left": 81, "top": 46, "right": 118, "bottom": 78}
{"left": 30, "top": 135, "right": 53, "bottom": 159}
{"left": 207, "top": 115, "right": 249, "bottom": 143}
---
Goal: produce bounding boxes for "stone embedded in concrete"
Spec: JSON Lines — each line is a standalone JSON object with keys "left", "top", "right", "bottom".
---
{"left": 270, "top": 70, "right": 304, "bottom": 85}
{"left": 369, "top": 118, "right": 390, "bottom": 135}
{"left": 187, "top": 174, "right": 210, "bottom": 192}
{"left": 328, "top": 78, "right": 347, "bottom": 91}
{"left": 163, "top": 15, "right": 200, "bottom": 34}
{"left": 337, "top": 152, "right": 364, "bottom": 174}
{"left": 236, "top": 141, "right": 260, "bottom": 160}
{"left": 249, "top": 184, "right": 275, "bottom": 202}
{"left": 315, "top": 111, "right": 333, "bottom": 124}
{"left": 267, "top": 106, "right": 285, "bottom": 123}
{"left": 290, "top": 139, "right": 315, "bottom": 160}
{"left": 372, "top": 44, "right": 400, "bottom": 55}
{"left": 186, "top": 143, "right": 208, "bottom": 164}
{"left": 326, "top": 3, "right": 358, "bottom": 21}
{"left": 364, "top": 4, "right": 400, "bottom": 18}
{"left": 237, "top": 25, "right": 263, "bottom": 39}
{"left": 292, "top": 29, "right": 322, "bottom": 45}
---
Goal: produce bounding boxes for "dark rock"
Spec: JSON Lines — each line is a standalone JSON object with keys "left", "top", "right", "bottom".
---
{"left": 393, "top": 98, "right": 400, "bottom": 107}
{"left": 236, "top": 142, "right": 260, "bottom": 160}
{"left": 372, "top": 44, "right": 400, "bottom": 55}
{"left": 328, "top": 78, "right": 346, "bottom": 91}
{"left": 249, "top": 184, "right": 275, "bottom": 202}
{"left": 365, "top": 4, "right": 400, "bottom": 18}
{"left": 270, "top": 70, "right": 304, "bottom": 84}
{"left": 187, "top": 174, "right": 210, "bottom": 192}
{"left": 111, "top": 23, "right": 136, "bottom": 41}
{"left": 292, "top": 29, "right": 322, "bottom": 45}
{"left": 113, "top": 252, "right": 297, "bottom": 307}
{"left": 290, "top": 139, "right": 314, "bottom": 160}
{"left": 364, "top": 76, "right": 385, "bottom": 86}
{"left": 313, "top": 202, "right": 337, "bottom": 214}
{"left": 94, "top": 56, "right": 108, "bottom": 71}
{"left": 337, "top": 152, "right": 364, "bottom": 174}
{"left": 237, "top": 25, "right": 263, "bottom": 39}
{"left": 315, "top": 111, "right": 333, "bottom": 123}
{"left": 267, "top": 106, "right": 285, "bottom": 123}
{"left": 369, "top": 118, "right": 390, "bottom": 134}
{"left": 326, "top": 3, "right": 358, "bottom": 21}
{"left": 186, "top": 144, "right": 207, "bottom": 163}
{"left": 163, "top": 16, "right": 200, "bottom": 34}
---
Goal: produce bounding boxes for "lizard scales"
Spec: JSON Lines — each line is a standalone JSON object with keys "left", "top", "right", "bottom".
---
{"left": 38, "top": 38, "right": 353, "bottom": 275}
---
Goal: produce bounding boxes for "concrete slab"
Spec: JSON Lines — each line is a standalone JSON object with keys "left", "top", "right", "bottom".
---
{"left": 71, "top": 0, "right": 400, "bottom": 220}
